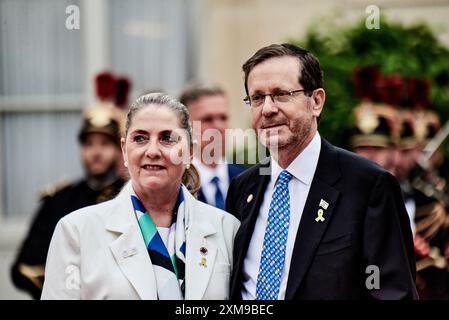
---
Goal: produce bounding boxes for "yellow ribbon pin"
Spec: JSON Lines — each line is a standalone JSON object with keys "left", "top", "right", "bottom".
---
{"left": 199, "top": 257, "right": 207, "bottom": 268}
{"left": 315, "top": 208, "right": 325, "bottom": 222}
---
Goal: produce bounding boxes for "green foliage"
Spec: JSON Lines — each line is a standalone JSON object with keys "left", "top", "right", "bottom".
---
{"left": 290, "top": 17, "right": 449, "bottom": 154}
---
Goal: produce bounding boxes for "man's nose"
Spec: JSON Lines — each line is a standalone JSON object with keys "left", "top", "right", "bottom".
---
{"left": 261, "top": 95, "right": 278, "bottom": 117}
{"left": 212, "top": 118, "right": 228, "bottom": 131}
{"left": 391, "top": 148, "right": 402, "bottom": 177}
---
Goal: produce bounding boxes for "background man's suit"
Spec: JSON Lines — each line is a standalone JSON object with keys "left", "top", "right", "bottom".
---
{"left": 197, "top": 164, "right": 246, "bottom": 206}
{"left": 226, "top": 139, "right": 418, "bottom": 299}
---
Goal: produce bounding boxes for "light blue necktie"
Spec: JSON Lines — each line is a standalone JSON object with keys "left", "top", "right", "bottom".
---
{"left": 211, "top": 176, "right": 225, "bottom": 210}
{"left": 256, "top": 170, "right": 292, "bottom": 300}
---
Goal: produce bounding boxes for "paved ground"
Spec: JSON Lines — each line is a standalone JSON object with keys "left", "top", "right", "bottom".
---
{"left": 0, "top": 219, "right": 33, "bottom": 300}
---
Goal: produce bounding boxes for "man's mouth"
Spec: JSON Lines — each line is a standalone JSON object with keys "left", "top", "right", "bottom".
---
{"left": 261, "top": 123, "right": 285, "bottom": 130}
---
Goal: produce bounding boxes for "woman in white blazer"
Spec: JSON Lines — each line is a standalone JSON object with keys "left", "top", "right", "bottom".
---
{"left": 41, "top": 93, "right": 240, "bottom": 300}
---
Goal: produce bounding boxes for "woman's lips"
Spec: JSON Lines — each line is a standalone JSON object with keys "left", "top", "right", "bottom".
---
{"left": 141, "top": 164, "right": 165, "bottom": 171}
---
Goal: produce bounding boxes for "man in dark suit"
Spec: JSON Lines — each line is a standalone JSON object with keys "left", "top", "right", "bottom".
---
{"left": 226, "top": 43, "right": 418, "bottom": 300}
{"left": 180, "top": 85, "right": 246, "bottom": 209}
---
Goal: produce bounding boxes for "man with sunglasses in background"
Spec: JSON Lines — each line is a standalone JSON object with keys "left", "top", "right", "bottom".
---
{"left": 226, "top": 43, "right": 418, "bottom": 300}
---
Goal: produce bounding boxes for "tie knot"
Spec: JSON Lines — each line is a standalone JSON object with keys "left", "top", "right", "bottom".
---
{"left": 211, "top": 176, "right": 220, "bottom": 186}
{"left": 277, "top": 170, "right": 292, "bottom": 186}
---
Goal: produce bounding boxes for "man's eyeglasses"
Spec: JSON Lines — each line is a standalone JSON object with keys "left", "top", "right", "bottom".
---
{"left": 243, "top": 89, "right": 307, "bottom": 108}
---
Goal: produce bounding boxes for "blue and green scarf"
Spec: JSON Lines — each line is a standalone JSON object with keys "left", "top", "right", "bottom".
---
{"left": 131, "top": 185, "right": 188, "bottom": 300}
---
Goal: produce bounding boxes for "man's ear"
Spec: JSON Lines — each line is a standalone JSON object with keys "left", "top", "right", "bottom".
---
{"left": 311, "top": 88, "right": 325, "bottom": 117}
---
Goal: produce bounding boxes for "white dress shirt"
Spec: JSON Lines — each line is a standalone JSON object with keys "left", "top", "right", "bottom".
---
{"left": 193, "top": 158, "right": 229, "bottom": 205}
{"left": 405, "top": 198, "right": 416, "bottom": 236}
{"left": 241, "top": 132, "right": 321, "bottom": 300}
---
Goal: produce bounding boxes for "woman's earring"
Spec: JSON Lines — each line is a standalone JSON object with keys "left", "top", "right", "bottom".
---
{"left": 124, "top": 161, "right": 128, "bottom": 167}
{"left": 186, "top": 164, "right": 190, "bottom": 170}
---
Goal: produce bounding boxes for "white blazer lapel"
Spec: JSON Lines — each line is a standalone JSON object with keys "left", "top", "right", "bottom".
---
{"left": 106, "top": 182, "right": 158, "bottom": 300}
{"left": 185, "top": 230, "right": 217, "bottom": 300}
{"left": 184, "top": 193, "right": 218, "bottom": 300}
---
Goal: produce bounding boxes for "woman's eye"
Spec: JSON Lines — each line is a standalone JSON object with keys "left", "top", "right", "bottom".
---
{"left": 161, "top": 134, "right": 179, "bottom": 145}
{"left": 133, "top": 135, "right": 147, "bottom": 143}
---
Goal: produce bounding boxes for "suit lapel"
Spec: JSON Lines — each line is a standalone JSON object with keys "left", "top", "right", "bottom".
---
{"left": 227, "top": 165, "right": 233, "bottom": 181}
{"left": 106, "top": 183, "right": 158, "bottom": 300}
{"left": 184, "top": 195, "right": 218, "bottom": 299}
{"left": 285, "top": 139, "right": 341, "bottom": 299}
{"left": 230, "top": 159, "right": 271, "bottom": 298}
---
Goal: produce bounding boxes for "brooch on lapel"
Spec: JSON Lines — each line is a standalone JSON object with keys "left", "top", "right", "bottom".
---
{"left": 199, "top": 257, "right": 207, "bottom": 268}
{"left": 199, "top": 246, "right": 208, "bottom": 267}
{"left": 122, "top": 247, "right": 138, "bottom": 258}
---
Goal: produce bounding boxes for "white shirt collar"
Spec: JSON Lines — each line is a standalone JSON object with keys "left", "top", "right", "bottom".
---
{"left": 192, "top": 157, "right": 229, "bottom": 186}
{"left": 271, "top": 132, "right": 321, "bottom": 188}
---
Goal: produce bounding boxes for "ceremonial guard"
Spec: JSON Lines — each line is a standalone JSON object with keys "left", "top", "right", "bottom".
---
{"left": 349, "top": 67, "right": 449, "bottom": 299}
{"left": 10, "top": 73, "right": 128, "bottom": 299}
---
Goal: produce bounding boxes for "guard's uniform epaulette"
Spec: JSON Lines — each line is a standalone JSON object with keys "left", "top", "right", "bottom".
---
{"left": 38, "top": 178, "right": 71, "bottom": 200}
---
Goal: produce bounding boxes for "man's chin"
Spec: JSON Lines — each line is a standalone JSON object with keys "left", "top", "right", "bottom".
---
{"left": 260, "top": 136, "right": 286, "bottom": 150}
{"left": 87, "top": 166, "right": 110, "bottom": 178}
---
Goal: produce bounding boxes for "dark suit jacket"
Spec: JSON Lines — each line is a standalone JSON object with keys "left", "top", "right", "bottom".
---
{"left": 226, "top": 139, "right": 418, "bottom": 300}
{"left": 197, "top": 164, "right": 246, "bottom": 206}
